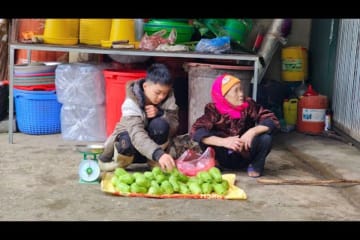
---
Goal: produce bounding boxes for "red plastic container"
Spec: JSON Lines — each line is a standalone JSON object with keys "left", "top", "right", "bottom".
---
{"left": 297, "top": 95, "right": 328, "bottom": 135}
{"left": 103, "top": 69, "right": 146, "bottom": 136}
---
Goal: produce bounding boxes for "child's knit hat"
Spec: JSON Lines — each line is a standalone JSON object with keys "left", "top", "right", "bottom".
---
{"left": 221, "top": 74, "right": 241, "bottom": 96}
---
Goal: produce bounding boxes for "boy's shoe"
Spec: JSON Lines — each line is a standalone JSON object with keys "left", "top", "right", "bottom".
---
{"left": 98, "top": 154, "right": 134, "bottom": 172}
{"left": 99, "top": 143, "right": 134, "bottom": 172}
{"left": 114, "top": 142, "right": 134, "bottom": 168}
{"left": 98, "top": 159, "right": 121, "bottom": 172}
{"left": 98, "top": 154, "right": 119, "bottom": 172}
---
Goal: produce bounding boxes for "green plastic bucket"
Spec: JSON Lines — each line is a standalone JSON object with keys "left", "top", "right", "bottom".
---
{"left": 224, "top": 19, "right": 253, "bottom": 44}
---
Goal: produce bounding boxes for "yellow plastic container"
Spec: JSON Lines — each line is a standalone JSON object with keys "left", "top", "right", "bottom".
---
{"left": 283, "top": 98, "right": 298, "bottom": 125}
{"left": 79, "top": 19, "right": 112, "bottom": 45}
{"left": 43, "top": 19, "right": 79, "bottom": 45}
{"left": 281, "top": 46, "right": 308, "bottom": 82}
{"left": 109, "top": 19, "right": 135, "bottom": 43}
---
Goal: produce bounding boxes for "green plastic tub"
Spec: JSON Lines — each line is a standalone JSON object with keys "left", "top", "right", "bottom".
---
{"left": 144, "top": 20, "right": 194, "bottom": 44}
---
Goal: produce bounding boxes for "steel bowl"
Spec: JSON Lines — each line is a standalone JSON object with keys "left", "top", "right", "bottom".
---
{"left": 76, "top": 144, "right": 104, "bottom": 153}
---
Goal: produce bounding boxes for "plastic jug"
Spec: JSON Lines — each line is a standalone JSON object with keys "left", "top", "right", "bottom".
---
{"left": 283, "top": 98, "right": 298, "bottom": 125}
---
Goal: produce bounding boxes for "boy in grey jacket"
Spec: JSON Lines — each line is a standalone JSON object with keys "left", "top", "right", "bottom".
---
{"left": 99, "top": 63, "right": 179, "bottom": 172}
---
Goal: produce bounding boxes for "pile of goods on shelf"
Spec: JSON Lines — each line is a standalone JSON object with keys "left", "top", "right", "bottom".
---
{"left": 15, "top": 18, "right": 292, "bottom": 55}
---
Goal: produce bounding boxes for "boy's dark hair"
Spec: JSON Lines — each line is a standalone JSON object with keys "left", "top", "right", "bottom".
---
{"left": 146, "top": 63, "right": 173, "bottom": 86}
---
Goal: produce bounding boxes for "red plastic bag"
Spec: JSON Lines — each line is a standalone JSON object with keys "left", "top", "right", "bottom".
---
{"left": 175, "top": 147, "right": 216, "bottom": 176}
{"left": 140, "top": 29, "right": 177, "bottom": 50}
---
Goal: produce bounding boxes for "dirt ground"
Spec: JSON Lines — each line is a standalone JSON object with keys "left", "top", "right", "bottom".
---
{"left": 1, "top": 131, "right": 360, "bottom": 221}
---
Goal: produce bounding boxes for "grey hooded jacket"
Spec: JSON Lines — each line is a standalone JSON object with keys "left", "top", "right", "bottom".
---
{"left": 101, "top": 78, "right": 179, "bottom": 161}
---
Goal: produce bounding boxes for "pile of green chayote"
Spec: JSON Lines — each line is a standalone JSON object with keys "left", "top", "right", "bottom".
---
{"left": 111, "top": 166, "right": 229, "bottom": 195}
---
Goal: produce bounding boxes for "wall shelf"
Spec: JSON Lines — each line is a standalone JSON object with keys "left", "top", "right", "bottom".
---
{"left": 8, "top": 42, "right": 260, "bottom": 144}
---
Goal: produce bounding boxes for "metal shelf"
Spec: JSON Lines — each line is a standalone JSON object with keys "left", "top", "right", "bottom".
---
{"left": 8, "top": 42, "right": 260, "bottom": 143}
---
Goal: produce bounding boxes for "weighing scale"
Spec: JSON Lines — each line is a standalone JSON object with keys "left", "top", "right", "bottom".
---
{"left": 76, "top": 144, "right": 104, "bottom": 184}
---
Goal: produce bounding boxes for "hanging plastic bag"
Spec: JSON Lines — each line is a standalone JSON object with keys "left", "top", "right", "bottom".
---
{"left": 175, "top": 147, "right": 216, "bottom": 176}
{"left": 140, "top": 28, "right": 177, "bottom": 50}
{"left": 195, "top": 36, "right": 231, "bottom": 54}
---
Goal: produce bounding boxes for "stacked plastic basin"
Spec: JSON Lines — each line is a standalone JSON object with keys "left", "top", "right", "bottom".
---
{"left": 14, "top": 62, "right": 58, "bottom": 91}
{"left": 55, "top": 63, "right": 107, "bottom": 141}
{"left": 13, "top": 63, "right": 62, "bottom": 135}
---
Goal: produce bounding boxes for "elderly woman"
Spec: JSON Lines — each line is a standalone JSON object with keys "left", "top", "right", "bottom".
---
{"left": 190, "top": 74, "right": 280, "bottom": 177}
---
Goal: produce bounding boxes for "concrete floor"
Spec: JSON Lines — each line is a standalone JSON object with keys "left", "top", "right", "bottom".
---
{"left": 1, "top": 130, "right": 360, "bottom": 221}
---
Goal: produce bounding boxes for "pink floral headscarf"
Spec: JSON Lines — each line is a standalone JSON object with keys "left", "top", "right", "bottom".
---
{"left": 211, "top": 74, "right": 249, "bottom": 119}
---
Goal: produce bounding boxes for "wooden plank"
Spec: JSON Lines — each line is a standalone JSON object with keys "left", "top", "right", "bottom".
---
{"left": 257, "top": 178, "right": 360, "bottom": 186}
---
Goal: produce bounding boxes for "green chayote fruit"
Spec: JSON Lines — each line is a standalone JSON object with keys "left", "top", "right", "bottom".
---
{"left": 201, "top": 182, "right": 213, "bottom": 194}
{"left": 115, "top": 181, "right": 130, "bottom": 193}
{"left": 161, "top": 180, "right": 174, "bottom": 194}
{"left": 144, "top": 171, "right": 154, "bottom": 180}
{"left": 148, "top": 186, "right": 163, "bottom": 195}
{"left": 132, "top": 172, "right": 142, "bottom": 179}
{"left": 197, "top": 171, "right": 212, "bottom": 183}
{"left": 169, "top": 175, "right": 180, "bottom": 192}
{"left": 135, "top": 175, "right": 150, "bottom": 188}
{"left": 194, "top": 176, "right": 204, "bottom": 185}
{"left": 209, "top": 167, "right": 222, "bottom": 183}
{"left": 187, "top": 177, "right": 197, "bottom": 182}
{"left": 170, "top": 168, "right": 180, "bottom": 177}
{"left": 151, "top": 180, "right": 160, "bottom": 188}
{"left": 221, "top": 179, "right": 229, "bottom": 191}
{"left": 118, "top": 173, "right": 135, "bottom": 185}
{"left": 152, "top": 166, "right": 162, "bottom": 175}
{"left": 188, "top": 182, "right": 202, "bottom": 194}
{"left": 155, "top": 174, "right": 166, "bottom": 184}
{"left": 177, "top": 172, "right": 189, "bottom": 183}
{"left": 114, "top": 167, "right": 127, "bottom": 177}
{"left": 111, "top": 175, "right": 118, "bottom": 186}
{"left": 179, "top": 182, "right": 191, "bottom": 194}
{"left": 213, "top": 183, "right": 227, "bottom": 195}
{"left": 130, "top": 183, "right": 147, "bottom": 194}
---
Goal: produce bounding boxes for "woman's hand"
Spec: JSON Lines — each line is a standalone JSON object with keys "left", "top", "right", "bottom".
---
{"left": 158, "top": 153, "right": 176, "bottom": 172}
{"left": 240, "top": 128, "right": 256, "bottom": 151}
{"left": 145, "top": 105, "right": 158, "bottom": 118}
{"left": 222, "top": 135, "right": 245, "bottom": 152}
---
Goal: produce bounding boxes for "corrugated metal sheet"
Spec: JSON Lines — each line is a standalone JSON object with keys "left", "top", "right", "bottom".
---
{"left": 333, "top": 19, "right": 360, "bottom": 141}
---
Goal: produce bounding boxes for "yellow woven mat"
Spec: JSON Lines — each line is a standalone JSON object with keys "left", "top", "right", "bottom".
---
{"left": 101, "top": 172, "right": 247, "bottom": 200}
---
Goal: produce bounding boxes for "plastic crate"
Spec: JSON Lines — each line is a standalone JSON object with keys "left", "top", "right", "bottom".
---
{"left": 14, "top": 88, "right": 62, "bottom": 135}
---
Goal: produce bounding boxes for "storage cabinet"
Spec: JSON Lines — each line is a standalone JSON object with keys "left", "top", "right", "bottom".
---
{"left": 8, "top": 43, "right": 260, "bottom": 143}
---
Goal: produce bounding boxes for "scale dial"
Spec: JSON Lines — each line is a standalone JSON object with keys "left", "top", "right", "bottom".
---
{"left": 78, "top": 160, "right": 100, "bottom": 182}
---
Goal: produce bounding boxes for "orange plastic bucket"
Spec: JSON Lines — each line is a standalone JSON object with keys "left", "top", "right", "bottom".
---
{"left": 16, "top": 19, "right": 68, "bottom": 64}
{"left": 17, "top": 19, "right": 45, "bottom": 41}
{"left": 297, "top": 95, "right": 328, "bottom": 134}
{"left": 103, "top": 69, "right": 146, "bottom": 136}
